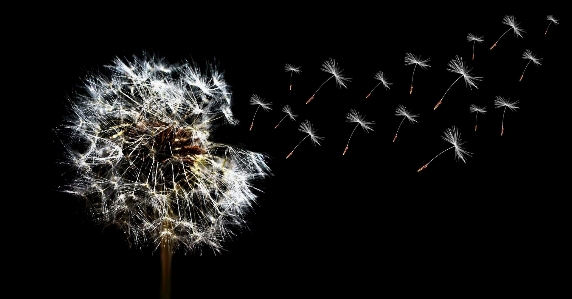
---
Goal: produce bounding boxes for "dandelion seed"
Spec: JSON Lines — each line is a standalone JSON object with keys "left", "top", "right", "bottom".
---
{"left": 469, "top": 104, "right": 487, "bottom": 131}
{"left": 490, "top": 15, "right": 525, "bottom": 50}
{"left": 286, "top": 120, "right": 323, "bottom": 159}
{"left": 274, "top": 105, "right": 297, "bottom": 129}
{"left": 365, "top": 71, "right": 392, "bottom": 99}
{"left": 342, "top": 109, "right": 374, "bottom": 155}
{"left": 417, "top": 126, "right": 472, "bottom": 172}
{"left": 434, "top": 56, "right": 482, "bottom": 110}
{"left": 519, "top": 49, "right": 542, "bottom": 82}
{"left": 306, "top": 58, "right": 350, "bottom": 104}
{"left": 249, "top": 94, "right": 272, "bottom": 131}
{"left": 545, "top": 15, "right": 559, "bottom": 35}
{"left": 393, "top": 105, "right": 418, "bottom": 142}
{"left": 285, "top": 64, "right": 301, "bottom": 90}
{"left": 494, "top": 96, "right": 519, "bottom": 136}
{"left": 405, "top": 53, "right": 431, "bottom": 94}
{"left": 55, "top": 53, "right": 272, "bottom": 297}
{"left": 467, "top": 33, "right": 484, "bottom": 60}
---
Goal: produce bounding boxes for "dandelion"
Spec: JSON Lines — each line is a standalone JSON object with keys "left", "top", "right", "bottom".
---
{"left": 434, "top": 56, "right": 482, "bottom": 110}
{"left": 494, "top": 96, "right": 519, "bottom": 136}
{"left": 365, "top": 71, "right": 392, "bottom": 98}
{"left": 55, "top": 53, "right": 272, "bottom": 298}
{"left": 286, "top": 120, "right": 323, "bottom": 159}
{"left": 306, "top": 58, "right": 350, "bottom": 104}
{"left": 285, "top": 64, "right": 301, "bottom": 90}
{"left": 405, "top": 53, "right": 431, "bottom": 94}
{"left": 545, "top": 15, "right": 559, "bottom": 35}
{"left": 393, "top": 105, "right": 418, "bottom": 142}
{"left": 467, "top": 33, "right": 484, "bottom": 60}
{"left": 469, "top": 104, "right": 487, "bottom": 131}
{"left": 417, "top": 126, "right": 472, "bottom": 172}
{"left": 490, "top": 15, "right": 525, "bottom": 50}
{"left": 274, "top": 105, "right": 297, "bottom": 129}
{"left": 519, "top": 49, "right": 542, "bottom": 82}
{"left": 249, "top": 94, "right": 272, "bottom": 131}
{"left": 342, "top": 109, "right": 374, "bottom": 155}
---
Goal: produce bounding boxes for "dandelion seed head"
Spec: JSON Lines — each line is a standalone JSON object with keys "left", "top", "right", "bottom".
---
{"left": 57, "top": 53, "right": 271, "bottom": 255}
{"left": 522, "top": 49, "right": 542, "bottom": 66}
{"left": 405, "top": 53, "right": 431, "bottom": 69}
{"left": 321, "top": 58, "right": 351, "bottom": 89}
{"left": 447, "top": 55, "right": 482, "bottom": 89}
{"left": 502, "top": 15, "right": 525, "bottom": 37}
{"left": 249, "top": 94, "right": 272, "bottom": 111}
{"left": 211, "top": 68, "right": 231, "bottom": 104}
{"left": 467, "top": 33, "right": 484, "bottom": 43}
{"left": 221, "top": 106, "right": 239, "bottom": 125}
{"left": 299, "top": 120, "right": 323, "bottom": 145}
{"left": 346, "top": 109, "right": 375, "bottom": 132}
{"left": 395, "top": 105, "right": 419, "bottom": 123}
{"left": 494, "top": 96, "right": 520, "bottom": 111}
{"left": 442, "top": 126, "right": 472, "bottom": 163}
{"left": 469, "top": 104, "right": 487, "bottom": 114}
{"left": 282, "top": 105, "right": 297, "bottom": 121}
{"left": 285, "top": 64, "right": 301, "bottom": 73}
{"left": 374, "top": 71, "right": 392, "bottom": 89}
{"left": 547, "top": 15, "right": 559, "bottom": 24}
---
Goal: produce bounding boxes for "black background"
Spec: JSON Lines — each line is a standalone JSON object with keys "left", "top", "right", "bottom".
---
{"left": 27, "top": 8, "right": 566, "bottom": 298}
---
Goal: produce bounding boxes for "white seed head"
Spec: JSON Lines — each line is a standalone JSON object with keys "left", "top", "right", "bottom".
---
{"left": 442, "top": 126, "right": 472, "bottom": 163}
{"left": 547, "top": 15, "right": 559, "bottom": 24}
{"left": 395, "top": 105, "right": 419, "bottom": 123}
{"left": 467, "top": 33, "right": 484, "bottom": 43}
{"left": 249, "top": 94, "right": 272, "bottom": 111}
{"left": 405, "top": 53, "right": 431, "bottom": 69}
{"left": 346, "top": 109, "right": 375, "bottom": 132}
{"left": 282, "top": 105, "right": 297, "bottom": 121}
{"left": 502, "top": 15, "right": 525, "bottom": 38}
{"left": 299, "top": 120, "right": 323, "bottom": 146}
{"left": 285, "top": 64, "right": 301, "bottom": 73}
{"left": 469, "top": 104, "right": 487, "bottom": 114}
{"left": 321, "top": 58, "right": 351, "bottom": 89}
{"left": 522, "top": 49, "right": 542, "bottom": 66}
{"left": 494, "top": 96, "right": 520, "bottom": 111}
{"left": 447, "top": 55, "right": 482, "bottom": 89}
{"left": 374, "top": 71, "right": 392, "bottom": 89}
{"left": 57, "top": 53, "right": 272, "bottom": 254}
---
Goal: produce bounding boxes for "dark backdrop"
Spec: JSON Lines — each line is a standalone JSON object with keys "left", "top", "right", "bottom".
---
{"left": 29, "top": 8, "right": 564, "bottom": 298}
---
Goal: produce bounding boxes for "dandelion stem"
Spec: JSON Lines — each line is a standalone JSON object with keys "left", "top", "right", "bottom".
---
{"left": 287, "top": 135, "right": 309, "bottom": 159}
{"left": 307, "top": 76, "right": 333, "bottom": 104}
{"left": 275, "top": 115, "right": 287, "bottom": 129}
{"left": 520, "top": 60, "right": 531, "bottom": 82}
{"left": 250, "top": 106, "right": 260, "bottom": 131}
{"left": 160, "top": 239, "right": 173, "bottom": 299}
{"left": 418, "top": 146, "right": 454, "bottom": 172}
{"left": 475, "top": 113, "right": 478, "bottom": 131}
{"left": 393, "top": 117, "right": 406, "bottom": 142}
{"left": 410, "top": 64, "right": 417, "bottom": 94}
{"left": 491, "top": 28, "right": 511, "bottom": 50}
{"left": 343, "top": 124, "right": 359, "bottom": 155}
{"left": 545, "top": 23, "right": 551, "bottom": 35}
{"left": 435, "top": 76, "right": 462, "bottom": 110}
{"left": 289, "top": 72, "right": 293, "bottom": 90}
{"left": 366, "top": 82, "right": 382, "bottom": 99}
{"left": 501, "top": 107, "right": 506, "bottom": 136}
{"left": 472, "top": 42, "right": 476, "bottom": 60}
